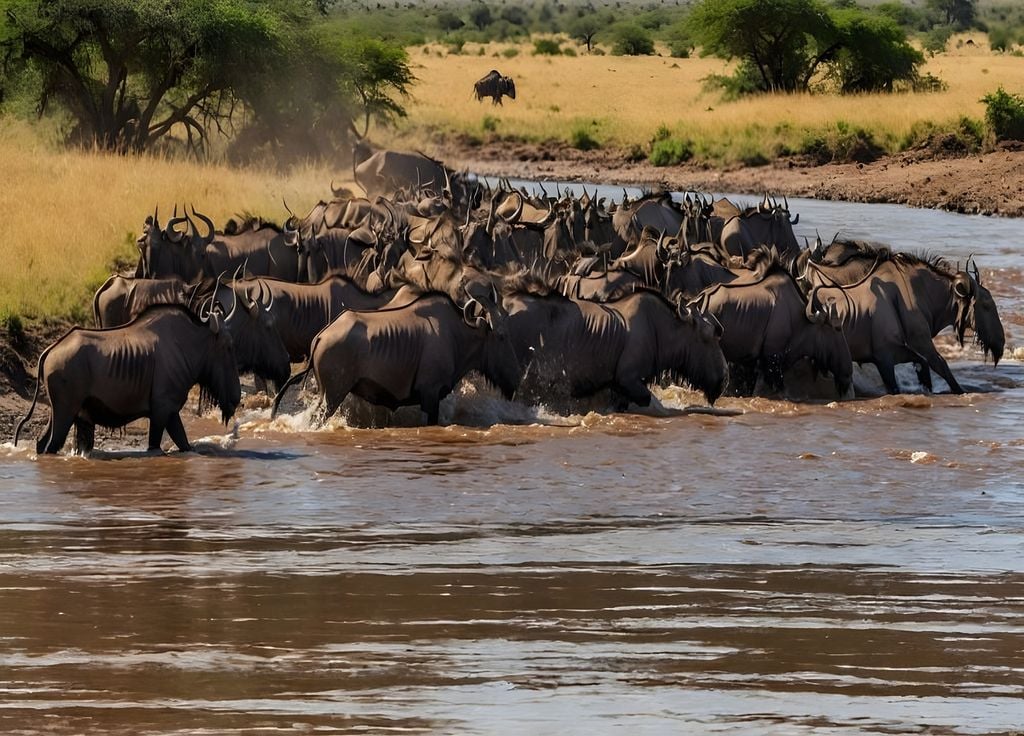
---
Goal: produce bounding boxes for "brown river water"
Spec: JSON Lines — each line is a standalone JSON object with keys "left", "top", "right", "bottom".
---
{"left": 2, "top": 193, "right": 1024, "bottom": 734}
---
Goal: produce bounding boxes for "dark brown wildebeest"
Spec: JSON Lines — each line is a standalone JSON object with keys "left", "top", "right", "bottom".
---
{"left": 93, "top": 275, "right": 195, "bottom": 328}
{"left": 689, "top": 255, "right": 852, "bottom": 397}
{"left": 272, "top": 293, "right": 521, "bottom": 425}
{"left": 473, "top": 69, "right": 516, "bottom": 105}
{"left": 501, "top": 277, "right": 728, "bottom": 408}
{"left": 15, "top": 305, "right": 241, "bottom": 455}
{"left": 801, "top": 249, "right": 1004, "bottom": 394}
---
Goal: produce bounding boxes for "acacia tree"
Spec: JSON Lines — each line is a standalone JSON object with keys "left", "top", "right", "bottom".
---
{"left": 0, "top": 0, "right": 284, "bottom": 153}
{"left": 0, "top": 0, "right": 414, "bottom": 158}
{"left": 688, "top": 0, "right": 841, "bottom": 92}
{"left": 687, "top": 0, "right": 922, "bottom": 94}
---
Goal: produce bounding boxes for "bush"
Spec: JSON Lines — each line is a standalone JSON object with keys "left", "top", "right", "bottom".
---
{"left": 800, "top": 121, "right": 884, "bottom": 164}
{"left": 1, "top": 311, "right": 25, "bottom": 350}
{"left": 988, "top": 25, "right": 1016, "bottom": 53}
{"left": 533, "top": 38, "right": 562, "bottom": 55}
{"left": 901, "top": 117, "right": 984, "bottom": 155}
{"left": 502, "top": 47, "right": 520, "bottom": 58}
{"left": 649, "top": 137, "right": 693, "bottom": 166}
{"left": 482, "top": 115, "right": 499, "bottom": 133}
{"left": 611, "top": 24, "right": 655, "bottom": 56}
{"left": 922, "top": 25, "right": 953, "bottom": 55}
{"left": 982, "top": 87, "right": 1024, "bottom": 141}
{"left": 562, "top": 46, "right": 577, "bottom": 57}
{"left": 570, "top": 123, "right": 601, "bottom": 150}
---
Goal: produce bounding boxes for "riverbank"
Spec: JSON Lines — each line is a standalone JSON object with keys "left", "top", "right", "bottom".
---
{"left": 445, "top": 139, "right": 1024, "bottom": 217}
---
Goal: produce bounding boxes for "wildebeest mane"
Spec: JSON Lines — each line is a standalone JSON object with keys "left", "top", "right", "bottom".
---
{"left": 224, "top": 213, "right": 282, "bottom": 235}
{"left": 896, "top": 250, "right": 955, "bottom": 275}
{"left": 499, "top": 265, "right": 560, "bottom": 297}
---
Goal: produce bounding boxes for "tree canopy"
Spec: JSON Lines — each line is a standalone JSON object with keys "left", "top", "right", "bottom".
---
{"left": 687, "top": 0, "right": 923, "bottom": 94}
{"left": 0, "top": 0, "right": 414, "bottom": 160}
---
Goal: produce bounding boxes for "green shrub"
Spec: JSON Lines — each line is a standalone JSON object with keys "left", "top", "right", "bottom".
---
{"left": 922, "top": 25, "right": 953, "bottom": 55}
{"left": 482, "top": 115, "right": 499, "bottom": 133}
{"left": 800, "top": 121, "right": 884, "bottom": 163}
{"left": 570, "top": 123, "right": 601, "bottom": 150}
{"left": 1, "top": 310, "right": 25, "bottom": 349}
{"left": 988, "top": 25, "right": 1015, "bottom": 53}
{"left": 562, "top": 46, "right": 577, "bottom": 57}
{"left": 611, "top": 23, "right": 655, "bottom": 56}
{"left": 649, "top": 136, "right": 693, "bottom": 166}
{"left": 501, "top": 46, "right": 520, "bottom": 58}
{"left": 982, "top": 87, "right": 1024, "bottom": 141}
{"left": 533, "top": 38, "right": 562, "bottom": 55}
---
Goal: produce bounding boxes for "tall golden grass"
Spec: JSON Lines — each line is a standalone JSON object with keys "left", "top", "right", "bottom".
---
{"left": 396, "top": 36, "right": 1024, "bottom": 159}
{"left": 0, "top": 120, "right": 347, "bottom": 321}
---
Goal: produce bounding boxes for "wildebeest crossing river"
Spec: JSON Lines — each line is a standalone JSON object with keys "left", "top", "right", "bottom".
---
{"left": 2, "top": 192, "right": 1024, "bottom": 734}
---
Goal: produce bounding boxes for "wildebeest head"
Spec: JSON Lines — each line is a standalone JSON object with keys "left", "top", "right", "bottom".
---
{"left": 137, "top": 206, "right": 203, "bottom": 281}
{"left": 464, "top": 295, "right": 522, "bottom": 400}
{"left": 196, "top": 305, "right": 242, "bottom": 424}
{"left": 214, "top": 281, "right": 292, "bottom": 391}
{"left": 953, "top": 259, "right": 1005, "bottom": 365}
{"left": 674, "top": 301, "right": 729, "bottom": 405}
{"left": 804, "top": 291, "right": 853, "bottom": 396}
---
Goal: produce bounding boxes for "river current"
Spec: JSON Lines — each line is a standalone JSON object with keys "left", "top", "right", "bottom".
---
{"left": 1, "top": 190, "right": 1023, "bottom": 734}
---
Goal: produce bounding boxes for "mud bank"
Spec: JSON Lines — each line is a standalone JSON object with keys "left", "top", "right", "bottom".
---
{"left": 447, "top": 140, "right": 1024, "bottom": 217}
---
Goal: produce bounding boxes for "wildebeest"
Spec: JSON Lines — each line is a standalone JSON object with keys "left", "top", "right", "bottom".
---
{"left": 803, "top": 249, "right": 1004, "bottom": 393}
{"left": 272, "top": 293, "right": 522, "bottom": 425}
{"left": 135, "top": 208, "right": 207, "bottom": 281}
{"left": 715, "top": 194, "right": 800, "bottom": 259}
{"left": 501, "top": 277, "right": 728, "bottom": 408}
{"left": 15, "top": 305, "right": 241, "bottom": 454}
{"left": 473, "top": 69, "right": 516, "bottom": 106}
{"left": 690, "top": 257, "right": 853, "bottom": 397}
{"left": 93, "top": 275, "right": 196, "bottom": 328}
{"left": 231, "top": 275, "right": 396, "bottom": 363}
{"left": 351, "top": 141, "right": 480, "bottom": 213}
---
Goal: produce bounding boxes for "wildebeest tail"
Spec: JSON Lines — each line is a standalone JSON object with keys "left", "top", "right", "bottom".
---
{"left": 13, "top": 337, "right": 58, "bottom": 447}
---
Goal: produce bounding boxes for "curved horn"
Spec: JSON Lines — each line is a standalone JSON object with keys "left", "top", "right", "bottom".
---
{"left": 225, "top": 277, "right": 239, "bottom": 322}
{"left": 805, "top": 285, "right": 827, "bottom": 324}
{"left": 790, "top": 212, "right": 799, "bottom": 225}
{"left": 165, "top": 215, "right": 189, "bottom": 243}
{"left": 282, "top": 198, "right": 296, "bottom": 218}
{"left": 190, "top": 206, "right": 216, "bottom": 247}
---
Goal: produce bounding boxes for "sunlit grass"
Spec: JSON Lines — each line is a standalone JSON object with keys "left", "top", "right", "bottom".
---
{"left": 0, "top": 119, "right": 347, "bottom": 321}
{"left": 394, "top": 35, "right": 1024, "bottom": 162}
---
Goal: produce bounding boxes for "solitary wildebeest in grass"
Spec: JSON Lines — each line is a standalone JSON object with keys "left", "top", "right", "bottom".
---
{"left": 474, "top": 70, "right": 516, "bottom": 106}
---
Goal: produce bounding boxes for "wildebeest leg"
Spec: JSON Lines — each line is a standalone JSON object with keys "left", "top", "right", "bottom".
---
{"left": 914, "top": 361, "right": 934, "bottom": 392}
{"left": 36, "top": 419, "right": 53, "bottom": 455}
{"left": 917, "top": 343, "right": 964, "bottom": 394}
{"left": 617, "top": 379, "right": 653, "bottom": 409}
{"left": 165, "top": 413, "right": 192, "bottom": 452}
{"left": 42, "top": 414, "right": 74, "bottom": 454}
{"left": 421, "top": 389, "right": 443, "bottom": 425}
{"left": 147, "top": 416, "right": 167, "bottom": 451}
{"left": 253, "top": 375, "right": 269, "bottom": 396}
{"left": 74, "top": 419, "right": 95, "bottom": 455}
{"left": 875, "top": 358, "right": 901, "bottom": 394}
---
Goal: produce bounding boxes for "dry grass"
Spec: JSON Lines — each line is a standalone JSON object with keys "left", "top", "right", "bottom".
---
{"left": 0, "top": 120, "right": 348, "bottom": 321}
{"left": 395, "top": 35, "right": 1024, "bottom": 160}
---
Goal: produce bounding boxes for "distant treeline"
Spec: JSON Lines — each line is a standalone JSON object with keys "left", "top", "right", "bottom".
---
{"left": 334, "top": 0, "right": 1024, "bottom": 56}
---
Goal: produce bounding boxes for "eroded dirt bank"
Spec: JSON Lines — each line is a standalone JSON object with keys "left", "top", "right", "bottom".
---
{"left": 448, "top": 140, "right": 1024, "bottom": 217}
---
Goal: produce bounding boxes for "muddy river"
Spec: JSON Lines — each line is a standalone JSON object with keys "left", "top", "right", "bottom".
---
{"left": 1, "top": 192, "right": 1023, "bottom": 734}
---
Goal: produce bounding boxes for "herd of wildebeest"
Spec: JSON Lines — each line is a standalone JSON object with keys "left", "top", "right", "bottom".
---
{"left": 14, "top": 143, "right": 1006, "bottom": 455}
